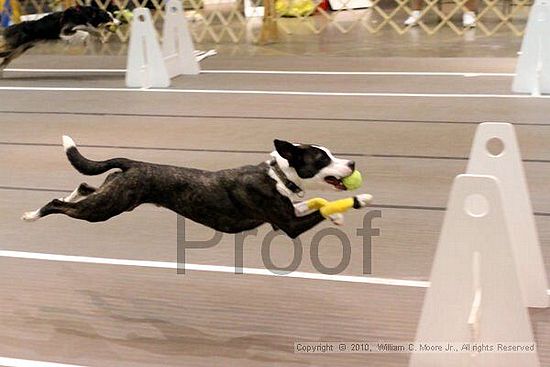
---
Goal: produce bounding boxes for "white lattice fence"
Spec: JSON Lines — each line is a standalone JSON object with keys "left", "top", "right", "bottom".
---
{"left": 16, "top": 0, "right": 531, "bottom": 42}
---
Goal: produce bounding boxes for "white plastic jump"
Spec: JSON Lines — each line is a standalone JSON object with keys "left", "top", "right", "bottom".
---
{"left": 410, "top": 122, "right": 547, "bottom": 366}
{"left": 126, "top": 0, "right": 201, "bottom": 88}
{"left": 163, "top": 0, "right": 200, "bottom": 78}
{"left": 125, "top": 8, "right": 170, "bottom": 88}
{"left": 410, "top": 175, "right": 540, "bottom": 367}
{"left": 512, "top": 0, "right": 550, "bottom": 95}
{"left": 467, "top": 122, "right": 548, "bottom": 308}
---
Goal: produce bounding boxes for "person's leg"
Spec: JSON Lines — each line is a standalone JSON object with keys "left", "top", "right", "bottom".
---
{"left": 463, "top": 0, "right": 478, "bottom": 27}
{"left": 404, "top": 0, "right": 423, "bottom": 25}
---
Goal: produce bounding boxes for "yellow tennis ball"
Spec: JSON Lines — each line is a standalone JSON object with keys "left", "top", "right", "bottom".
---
{"left": 124, "top": 10, "right": 134, "bottom": 22}
{"left": 116, "top": 9, "right": 133, "bottom": 23}
{"left": 342, "top": 170, "right": 363, "bottom": 191}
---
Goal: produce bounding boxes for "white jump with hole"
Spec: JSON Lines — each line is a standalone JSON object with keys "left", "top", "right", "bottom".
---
{"left": 513, "top": 0, "right": 550, "bottom": 95}
{"left": 410, "top": 175, "right": 540, "bottom": 367}
{"left": 467, "top": 122, "right": 548, "bottom": 308}
{"left": 162, "top": 0, "right": 200, "bottom": 78}
{"left": 126, "top": 8, "right": 170, "bottom": 88}
{"left": 125, "top": 0, "right": 200, "bottom": 88}
{"left": 410, "top": 122, "right": 547, "bottom": 367}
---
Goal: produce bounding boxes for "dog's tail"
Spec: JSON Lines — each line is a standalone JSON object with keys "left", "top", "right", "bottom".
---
{"left": 62, "top": 135, "right": 134, "bottom": 175}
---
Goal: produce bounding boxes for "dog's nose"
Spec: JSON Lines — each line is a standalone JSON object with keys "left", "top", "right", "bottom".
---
{"left": 348, "top": 161, "right": 355, "bottom": 171}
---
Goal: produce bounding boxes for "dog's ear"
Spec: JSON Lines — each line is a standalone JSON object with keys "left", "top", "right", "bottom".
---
{"left": 274, "top": 139, "right": 298, "bottom": 161}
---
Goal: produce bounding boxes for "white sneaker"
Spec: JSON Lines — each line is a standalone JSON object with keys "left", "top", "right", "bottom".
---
{"left": 404, "top": 10, "right": 421, "bottom": 26}
{"left": 463, "top": 11, "right": 476, "bottom": 27}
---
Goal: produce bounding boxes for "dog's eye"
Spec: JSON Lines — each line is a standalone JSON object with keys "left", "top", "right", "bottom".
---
{"left": 314, "top": 154, "right": 331, "bottom": 169}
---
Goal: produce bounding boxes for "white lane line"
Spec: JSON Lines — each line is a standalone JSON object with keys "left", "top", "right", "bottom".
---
{"left": 203, "top": 70, "right": 515, "bottom": 77}
{"left": 0, "top": 249, "right": 428, "bottom": 288}
{"left": 0, "top": 357, "right": 86, "bottom": 367}
{"left": 4, "top": 68, "right": 125, "bottom": 73}
{"left": 0, "top": 86, "right": 542, "bottom": 99}
{"left": 3, "top": 68, "right": 515, "bottom": 77}
{"left": 2, "top": 250, "right": 550, "bottom": 295}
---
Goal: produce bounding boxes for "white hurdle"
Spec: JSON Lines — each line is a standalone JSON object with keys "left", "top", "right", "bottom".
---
{"left": 125, "top": 8, "right": 170, "bottom": 88}
{"left": 409, "top": 175, "right": 540, "bottom": 367}
{"left": 512, "top": 0, "right": 550, "bottom": 95}
{"left": 162, "top": 0, "right": 200, "bottom": 78}
{"left": 126, "top": 0, "right": 201, "bottom": 88}
{"left": 410, "top": 122, "right": 548, "bottom": 366}
{"left": 467, "top": 122, "right": 548, "bottom": 308}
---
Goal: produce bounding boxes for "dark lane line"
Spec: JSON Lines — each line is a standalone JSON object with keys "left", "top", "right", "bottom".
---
{"left": 2, "top": 141, "right": 550, "bottom": 163}
{"left": 1, "top": 109, "right": 550, "bottom": 126}
{"left": 2, "top": 185, "right": 550, "bottom": 216}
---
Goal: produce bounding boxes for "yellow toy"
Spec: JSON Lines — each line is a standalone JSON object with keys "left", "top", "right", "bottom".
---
{"left": 275, "top": 0, "right": 315, "bottom": 17}
{"left": 294, "top": 194, "right": 373, "bottom": 225}
{"left": 292, "top": 169, "right": 370, "bottom": 225}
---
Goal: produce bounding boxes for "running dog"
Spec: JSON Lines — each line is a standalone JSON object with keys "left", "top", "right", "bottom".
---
{"left": 0, "top": 6, "right": 119, "bottom": 75}
{"left": 22, "top": 137, "right": 372, "bottom": 238}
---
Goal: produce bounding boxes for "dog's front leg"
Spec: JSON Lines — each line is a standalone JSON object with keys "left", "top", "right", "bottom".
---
{"left": 60, "top": 25, "right": 91, "bottom": 45}
{"left": 62, "top": 30, "right": 90, "bottom": 45}
{"left": 65, "top": 24, "right": 102, "bottom": 37}
{"left": 277, "top": 211, "right": 327, "bottom": 239}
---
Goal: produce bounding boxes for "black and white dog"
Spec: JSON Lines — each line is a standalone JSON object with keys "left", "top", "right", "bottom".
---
{"left": 0, "top": 6, "right": 119, "bottom": 74}
{"left": 22, "top": 137, "right": 371, "bottom": 238}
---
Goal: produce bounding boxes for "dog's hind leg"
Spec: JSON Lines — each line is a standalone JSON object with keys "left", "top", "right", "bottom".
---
{"left": 0, "top": 55, "right": 8, "bottom": 77}
{"left": 0, "top": 51, "right": 17, "bottom": 74}
{"left": 60, "top": 182, "right": 97, "bottom": 202}
{"left": 0, "top": 44, "right": 33, "bottom": 76}
{"left": 22, "top": 167, "right": 138, "bottom": 222}
{"left": 60, "top": 174, "right": 122, "bottom": 202}
{"left": 0, "top": 38, "right": 7, "bottom": 77}
{"left": 22, "top": 189, "right": 135, "bottom": 223}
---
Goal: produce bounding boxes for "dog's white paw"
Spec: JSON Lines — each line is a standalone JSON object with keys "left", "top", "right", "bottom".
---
{"left": 355, "top": 194, "right": 373, "bottom": 208}
{"left": 329, "top": 213, "right": 344, "bottom": 226}
{"left": 293, "top": 201, "right": 311, "bottom": 217}
{"left": 21, "top": 210, "right": 41, "bottom": 222}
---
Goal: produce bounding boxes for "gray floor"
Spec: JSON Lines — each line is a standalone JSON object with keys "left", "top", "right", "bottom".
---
{"left": 0, "top": 54, "right": 549, "bottom": 366}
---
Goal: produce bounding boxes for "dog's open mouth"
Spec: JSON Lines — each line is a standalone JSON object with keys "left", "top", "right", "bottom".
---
{"left": 324, "top": 176, "right": 347, "bottom": 190}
